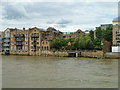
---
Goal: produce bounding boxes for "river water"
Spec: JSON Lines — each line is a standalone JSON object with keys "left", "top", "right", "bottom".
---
{"left": 1, "top": 56, "right": 118, "bottom": 88}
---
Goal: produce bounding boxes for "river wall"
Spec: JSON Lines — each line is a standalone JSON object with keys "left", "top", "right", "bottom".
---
{"left": 104, "top": 52, "right": 120, "bottom": 59}
{"left": 2, "top": 50, "right": 120, "bottom": 59}
{"left": 80, "top": 50, "right": 103, "bottom": 58}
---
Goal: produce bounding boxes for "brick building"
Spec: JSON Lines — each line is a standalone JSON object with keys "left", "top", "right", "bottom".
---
{"left": 10, "top": 28, "right": 29, "bottom": 55}
{"left": 2, "top": 28, "right": 11, "bottom": 54}
{"left": 62, "top": 29, "right": 85, "bottom": 40}
{"left": 0, "top": 31, "right": 4, "bottom": 52}
{"left": 2, "top": 27, "right": 86, "bottom": 55}
{"left": 112, "top": 17, "right": 120, "bottom": 46}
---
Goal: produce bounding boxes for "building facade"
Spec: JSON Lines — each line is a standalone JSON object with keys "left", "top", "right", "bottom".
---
{"left": 112, "top": 17, "right": 120, "bottom": 52}
{"left": 2, "top": 28, "right": 11, "bottom": 54}
{"left": 62, "top": 29, "right": 85, "bottom": 40}
{"left": 10, "top": 28, "right": 29, "bottom": 55}
{"left": 1, "top": 27, "right": 86, "bottom": 55}
{"left": 112, "top": 18, "right": 120, "bottom": 46}
{"left": 0, "top": 31, "right": 3, "bottom": 52}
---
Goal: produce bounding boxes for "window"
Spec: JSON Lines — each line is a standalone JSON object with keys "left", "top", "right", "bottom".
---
{"left": 11, "top": 38, "right": 14, "bottom": 41}
{"left": 44, "top": 47, "right": 46, "bottom": 50}
{"left": 25, "top": 46, "right": 28, "bottom": 51}
{"left": 11, "top": 42, "right": 14, "bottom": 45}
{"left": 25, "top": 41, "right": 28, "bottom": 45}
{"left": 6, "top": 31, "right": 10, "bottom": 37}
{"left": 25, "top": 37, "right": 28, "bottom": 41}
{"left": 46, "top": 41, "right": 47, "bottom": 45}
{"left": 25, "top": 33, "right": 28, "bottom": 36}
{"left": 14, "top": 46, "right": 16, "bottom": 51}
{"left": 37, "top": 46, "right": 39, "bottom": 50}
{"left": 116, "top": 24, "right": 118, "bottom": 26}
{"left": 43, "top": 41, "right": 44, "bottom": 45}
{"left": 63, "top": 36, "right": 66, "bottom": 38}
{"left": 11, "top": 34, "right": 14, "bottom": 37}
{"left": 69, "top": 36, "right": 71, "bottom": 38}
{"left": 22, "top": 46, "right": 24, "bottom": 51}
{"left": 11, "top": 46, "right": 13, "bottom": 51}
{"left": 37, "top": 33, "right": 39, "bottom": 36}
{"left": 18, "top": 46, "right": 21, "bottom": 51}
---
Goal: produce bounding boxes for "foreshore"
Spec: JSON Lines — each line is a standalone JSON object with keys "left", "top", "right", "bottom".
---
{"left": 1, "top": 50, "right": 120, "bottom": 59}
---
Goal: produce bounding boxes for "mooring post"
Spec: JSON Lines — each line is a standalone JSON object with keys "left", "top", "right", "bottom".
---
{"left": 76, "top": 52, "right": 78, "bottom": 57}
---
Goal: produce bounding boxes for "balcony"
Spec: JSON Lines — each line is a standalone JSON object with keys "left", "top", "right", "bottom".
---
{"left": 116, "top": 37, "right": 120, "bottom": 41}
{"left": 16, "top": 42, "right": 23, "bottom": 46}
{"left": 4, "top": 48, "right": 10, "bottom": 51}
{"left": 116, "top": 32, "right": 120, "bottom": 35}
{"left": 3, "top": 43, "right": 9, "bottom": 47}
{"left": 16, "top": 38, "right": 24, "bottom": 41}
{"left": 4, "top": 36, "right": 10, "bottom": 38}
{"left": 4, "top": 39, "right": 10, "bottom": 42}
{"left": 31, "top": 34, "right": 39, "bottom": 38}
{"left": 32, "top": 42, "right": 37, "bottom": 45}
{"left": 31, "top": 38, "right": 38, "bottom": 41}
{"left": 15, "top": 34, "right": 24, "bottom": 38}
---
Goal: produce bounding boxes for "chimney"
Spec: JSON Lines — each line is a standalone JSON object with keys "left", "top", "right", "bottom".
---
{"left": 29, "top": 28, "right": 31, "bottom": 31}
{"left": 15, "top": 27, "right": 17, "bottom": 30}
{"left": 23, "top": 27, "right": 25, "bottom": 31}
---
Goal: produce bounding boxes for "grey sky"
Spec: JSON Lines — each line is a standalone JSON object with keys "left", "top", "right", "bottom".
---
{"left": 0, "top": 1, "right": 118, "bottom": 32}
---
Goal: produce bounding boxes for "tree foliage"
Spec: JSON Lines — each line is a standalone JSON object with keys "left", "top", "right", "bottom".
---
{"left": 72, "top": 35, "right": 94, "bottom": 50}
{"left": 93, "top": 38, "right": 103, "bottom": 50}
{"left": 96, "top": 27, "right": 102, "bottom": 40}
{"left": 53, "top": 38, "right": 69, "bottom": 50}
{"left": 102, "top": 25, "right": 113, "bottom": 42}
{"left": 89, "top": 30, "right": 94, "bottom": 41}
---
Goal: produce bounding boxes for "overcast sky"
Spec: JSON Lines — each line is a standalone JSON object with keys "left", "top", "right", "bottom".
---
{"left": 0, "top": 1, "right": 118, "bottom": 32}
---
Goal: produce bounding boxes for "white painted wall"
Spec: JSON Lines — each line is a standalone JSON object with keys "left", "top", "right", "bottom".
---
{"left": 112, "top": 46, "right": 120, "bottom": 52}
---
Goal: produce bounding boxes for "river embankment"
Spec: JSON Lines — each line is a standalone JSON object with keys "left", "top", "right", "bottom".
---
{"left": 1, "top": 50, "right": 120, "bottom": 59}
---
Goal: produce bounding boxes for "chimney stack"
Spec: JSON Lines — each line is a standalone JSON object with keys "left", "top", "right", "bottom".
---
{"left": 23, "top": 27, "right": 25, "bottom": 31}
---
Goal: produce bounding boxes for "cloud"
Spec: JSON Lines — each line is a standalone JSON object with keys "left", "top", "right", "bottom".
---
{"left": 56, "top": 19, "right": 72, "bottom": 24}
{"left": 2, "top": 3, "right": 29, "bottom": 20}
{"left": 54, "top": 24, "right": 67, "bottom": 28}
{"left": 0, "top": 2, "right": 118, "bottom": 32}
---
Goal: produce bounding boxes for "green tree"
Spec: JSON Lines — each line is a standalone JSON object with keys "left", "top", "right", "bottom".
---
{"left": 93, "top": 38, "right": 103, "bottom": 50}
{"left": 53, "top": 38, "right": 69, "bottom": 50}
{"left": 96, "top": 27, "right": 102, "bottom": 40}
{"left": 89, "top": 30, "right": 94, "bottom": 41}
{"left": 102, "top": 25, "right": 113, "bottom": 42}
{"left": 72, "top": 35, "right": 94, "bottom": 50}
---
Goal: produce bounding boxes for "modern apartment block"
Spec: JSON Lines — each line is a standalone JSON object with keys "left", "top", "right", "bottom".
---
{"left": 0, "top": 31, "right": 4, "bottom": 52}
{"left": 112, "top": 18, "right": 120, "bottom": 46}
{"left": 10, "top": 28, "right": 29, "bottom": 55}
{"left": 2, "top": 28, "right": 11, "bottom": 54}
{"left": 112, "top": 17, "right": 120, "bottom": 52}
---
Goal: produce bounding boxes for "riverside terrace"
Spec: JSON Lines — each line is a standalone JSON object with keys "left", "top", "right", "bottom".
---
{"left": 1, "top": 27, "right": 86, "bottom": 55}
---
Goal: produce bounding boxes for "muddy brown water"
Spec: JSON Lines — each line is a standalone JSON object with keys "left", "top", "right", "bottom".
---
{"left": 1, "top": 55, "right": 118, "bottom": 88}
